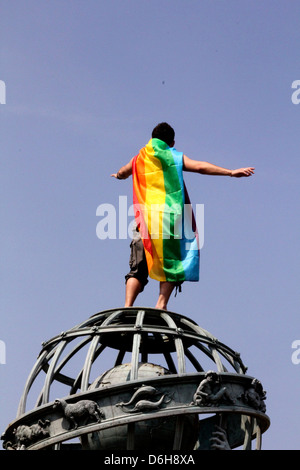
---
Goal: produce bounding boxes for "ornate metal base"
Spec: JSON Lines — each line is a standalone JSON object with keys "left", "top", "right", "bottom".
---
{"left": 1, "top": 308, "right": 270, "bottom": 450}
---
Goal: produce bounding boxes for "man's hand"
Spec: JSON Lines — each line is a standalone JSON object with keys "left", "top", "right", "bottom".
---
{"left": 231, "top": 167, "right": 255, "bottom": 177}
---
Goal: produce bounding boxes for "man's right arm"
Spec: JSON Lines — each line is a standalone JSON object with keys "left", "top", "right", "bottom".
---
{"left": 111, "top": 157, "right": 134, "bottom": 180}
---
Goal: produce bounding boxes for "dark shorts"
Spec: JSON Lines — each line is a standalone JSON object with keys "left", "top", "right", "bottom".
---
{"left": 125, "top": 237, "right": 149, "bottom": 291}
{"left": 125, "top": 231, "right": 184, "bottom": 295}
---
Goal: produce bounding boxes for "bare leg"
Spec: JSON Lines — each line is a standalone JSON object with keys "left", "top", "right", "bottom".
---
{"left": 155, "top": 281, "right": 175, "bottom": 310}
{"left": 125, "top": 277, "right": 143, "bottom": 307}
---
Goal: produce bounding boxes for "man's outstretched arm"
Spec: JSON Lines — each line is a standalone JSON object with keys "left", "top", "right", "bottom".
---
{"left": 183, "top": 155, "right": 255, "bottom": 177}
{"left": 111, "top": 158, "right": 134, "bottom": 180}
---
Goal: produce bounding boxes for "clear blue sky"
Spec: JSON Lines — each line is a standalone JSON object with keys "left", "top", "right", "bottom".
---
{"left": 1, "top": 0, "right": 299, "bottom": 450}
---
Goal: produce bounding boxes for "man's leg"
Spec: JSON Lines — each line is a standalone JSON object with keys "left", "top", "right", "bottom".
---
{"left": 155, "top": 281, "right": 175, "bottom": 310}
{"left": 125, "top": 277, "right": 143, "bottom": 307}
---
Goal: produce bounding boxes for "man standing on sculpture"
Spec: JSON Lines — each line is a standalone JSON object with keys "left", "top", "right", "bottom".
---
{"left": 111, "top": 122, "right": 254, "bottom": 310}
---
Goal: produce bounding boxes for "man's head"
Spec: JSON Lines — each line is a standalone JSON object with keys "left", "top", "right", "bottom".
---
{"left": 152, "top": 122, "right": 175, "bottom": 147}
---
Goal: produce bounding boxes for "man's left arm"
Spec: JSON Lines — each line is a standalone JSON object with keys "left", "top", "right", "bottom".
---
{"left": 183, "top": 155, "right": 255, "bottom": 177}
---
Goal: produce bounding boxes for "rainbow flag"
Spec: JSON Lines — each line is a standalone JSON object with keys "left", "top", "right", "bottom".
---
{"left": 132, "top": 138, "right": 199, "bottom": 282}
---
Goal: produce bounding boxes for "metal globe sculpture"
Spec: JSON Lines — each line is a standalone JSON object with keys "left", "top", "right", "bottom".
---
{"left": 2, "top": 307, "right": 270, "bottom": 450}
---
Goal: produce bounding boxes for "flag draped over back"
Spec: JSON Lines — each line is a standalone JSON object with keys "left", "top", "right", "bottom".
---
{"left": 132, "top": 138, "right": 199, "bottom": 282}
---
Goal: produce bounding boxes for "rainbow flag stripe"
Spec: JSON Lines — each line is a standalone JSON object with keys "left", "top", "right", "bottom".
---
{"left": 132, "top": 138, "right": 199, "bottom": 282}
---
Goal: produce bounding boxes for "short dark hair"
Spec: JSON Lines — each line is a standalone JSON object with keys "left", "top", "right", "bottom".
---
{"left": 152, "top": 122, "right": 175, "bottom": 147}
